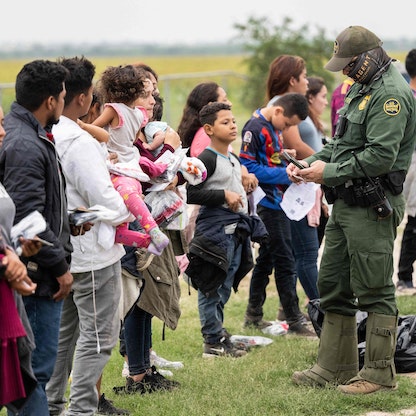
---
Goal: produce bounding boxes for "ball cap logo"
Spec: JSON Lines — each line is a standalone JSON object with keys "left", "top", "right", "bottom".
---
{"left": 325, "top": 26, "right": 382, "bottom": 72}
{"left": 333, "top": 40, "right": 340, "bottom": 55}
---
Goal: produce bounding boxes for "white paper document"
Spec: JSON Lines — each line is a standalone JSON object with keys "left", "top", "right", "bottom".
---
{"left": 280, "top": 182, "right": 320, "bottom": 221}
{"left": 248, "top": 186, "right": 266, "bottom": 216}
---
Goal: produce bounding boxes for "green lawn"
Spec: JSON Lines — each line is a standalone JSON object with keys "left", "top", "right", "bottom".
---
{"left": 2, "top": 276, "right": 416, "bottom": 416}
{"left": 96, "top": 278, "right": 416, "bottom": 416}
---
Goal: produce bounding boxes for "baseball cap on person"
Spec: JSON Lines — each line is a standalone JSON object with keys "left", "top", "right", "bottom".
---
{"left": 325, "top": 26, "right": 383, "bottom": 72}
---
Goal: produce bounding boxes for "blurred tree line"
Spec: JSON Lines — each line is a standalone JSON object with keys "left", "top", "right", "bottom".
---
{"left": 234, "top": 16, "right": 334, "bottom": 110}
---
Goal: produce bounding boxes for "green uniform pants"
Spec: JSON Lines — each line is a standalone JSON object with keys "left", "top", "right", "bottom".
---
{"left": 319, "top": 192, "right": 404, "bottom": 316}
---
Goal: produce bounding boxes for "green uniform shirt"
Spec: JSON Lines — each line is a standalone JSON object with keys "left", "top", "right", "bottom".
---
{"left": 307, "top": 64, "right": 416, "bottom": 187}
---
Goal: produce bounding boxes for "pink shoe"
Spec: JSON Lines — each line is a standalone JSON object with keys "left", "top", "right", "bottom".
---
{"left": 147, "top": 228, "right": 169, "bottom": 255}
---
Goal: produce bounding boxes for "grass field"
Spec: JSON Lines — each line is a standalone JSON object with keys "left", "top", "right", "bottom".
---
{"left": 0, "top": 55, "right": 248, "bottom": 82}
{"left": 2, "top": 276, "right": 415, "bottom": 416}
{"left": 1, "top": 220, "right": 415, "bottom": 416}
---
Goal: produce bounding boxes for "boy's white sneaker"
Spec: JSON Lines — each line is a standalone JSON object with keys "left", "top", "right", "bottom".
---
{"left": 150, "top": 350, "right": 184, "bottom": 369}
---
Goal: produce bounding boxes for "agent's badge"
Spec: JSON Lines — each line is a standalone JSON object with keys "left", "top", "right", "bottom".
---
{"left": 359, "top": 95, "right": 371, "bottom": 111}
{"left": 383, "top": 99, "right": 401, "bottom": 116}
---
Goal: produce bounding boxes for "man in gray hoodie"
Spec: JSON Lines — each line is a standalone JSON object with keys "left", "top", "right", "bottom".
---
{"left": 46, "top": 56, "right": 131, "bottom": 416}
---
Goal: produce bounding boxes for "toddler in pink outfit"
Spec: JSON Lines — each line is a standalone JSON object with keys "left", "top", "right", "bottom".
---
{"left": 90, "top": 65, "right": 169, "bottom": 255}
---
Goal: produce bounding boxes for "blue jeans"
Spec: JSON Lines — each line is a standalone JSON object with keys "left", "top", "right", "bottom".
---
{"left": 10, "top": 297, "right": 63, "bottom": 416}
{"left": 248, "top": 206, "right": 303, "bottom": 324}
{"left": 198, "top": 235, "right": 242, "bottom": 344}
{"left": 123, "top": 305, "right": 152, "bottom": 375}
{"left": 291, "top": 216, "right": 320, "bottom": 300}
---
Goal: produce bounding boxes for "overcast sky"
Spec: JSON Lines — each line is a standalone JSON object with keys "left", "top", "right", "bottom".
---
{"left": 2, "top": 0, "right": 414, "bottom": 47}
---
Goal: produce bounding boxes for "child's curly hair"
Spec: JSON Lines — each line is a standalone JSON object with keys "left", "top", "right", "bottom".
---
{"left": 98, "top": 64, "right": 148, "bottom": 105}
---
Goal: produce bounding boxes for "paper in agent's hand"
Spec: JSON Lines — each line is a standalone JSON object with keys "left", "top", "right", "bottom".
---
{"left": 280, "top": 182, "right": 320, "bottom": 221}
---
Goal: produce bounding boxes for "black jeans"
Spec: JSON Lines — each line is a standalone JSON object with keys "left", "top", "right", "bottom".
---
{"left": 124, "top": 305, "right": 152, "bottom": 375}
{"left": 248, "top": 206, "right": 303, "bottom": 324}
{"left": 397, "top": 214, "right": 416, "bottom": 285}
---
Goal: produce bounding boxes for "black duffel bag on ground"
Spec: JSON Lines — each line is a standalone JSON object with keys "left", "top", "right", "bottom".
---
{"left": 308, "top": 299, "right": 416, "bottom": 373}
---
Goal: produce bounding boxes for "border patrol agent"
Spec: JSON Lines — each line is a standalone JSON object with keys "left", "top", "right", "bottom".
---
{"left": 290, "top": 26, "right": 416, "bottom": 394}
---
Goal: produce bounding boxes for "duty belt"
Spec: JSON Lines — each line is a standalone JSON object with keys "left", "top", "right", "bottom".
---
{"left": 324, "top": 171, "right": 405, "bottom": 206}
{"left": 334, "top": 180, "right": 367, "bottom": 206}
{"left": 326, "top": 177, "right": 383, "bottom": 207}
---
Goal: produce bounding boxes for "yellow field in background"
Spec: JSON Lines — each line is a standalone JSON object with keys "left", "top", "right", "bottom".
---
{"left": 0, "top": 55, "right": 251, "bottom": 134}
{"left": 0, "top": 55, "right": 248, "bottom": 82}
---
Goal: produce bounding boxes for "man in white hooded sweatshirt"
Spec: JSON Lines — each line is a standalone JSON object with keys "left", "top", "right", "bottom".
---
{"left": 46, "top": 56, "right": 132, "bottom": 416}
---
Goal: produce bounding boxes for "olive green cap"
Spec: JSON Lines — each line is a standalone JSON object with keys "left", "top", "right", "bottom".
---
{"left": 325, "top": 26, "right": 383, "bottom": 72}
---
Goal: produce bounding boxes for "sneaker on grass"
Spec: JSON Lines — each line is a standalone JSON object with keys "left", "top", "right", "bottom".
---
{"left": 203, "top": 337, "right": 248, "bottom": 358}
{"left": 396, "top": 279, "right": 416, "bottom": 296}
{"left": 97, "top": 393, "right": 130, "bottom": 415}
{"left": 277, "top": 306, "right": 310, "bottom": 322}
{"left": 157, "top": 368, "right": 174, "bottom": 377}
{"left": 243, "top": 317, "right": 273, "bottom": 330}
{"left": 148, "top": 365, "right": 180, "bottom": 389}
{"left": 150, "top": 350, "right": 184, "bottom": 369}
{"left": 121, "top": 361, "right": 129, "bottom": 378}
{"left": 396, "top": 279, "right": 414, "bottom": 290}
{"left": 113, "top": 377, "right": 145, "bottom": 395}
{"left": 221, "top": 329, "right": 249, "bottom": 352}
{"left": 287, "top": 320, "right": 317, "bottom": 337}
{"left": 113, "top": 367, "right": 179, "bottom": 395}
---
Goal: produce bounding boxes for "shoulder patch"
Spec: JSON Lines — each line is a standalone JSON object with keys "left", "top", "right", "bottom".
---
{"left": 243, "top": 131, "right": 252, "bottom": 143}
{"left": 383, "top": 99, "right": 401, "bottom": 116}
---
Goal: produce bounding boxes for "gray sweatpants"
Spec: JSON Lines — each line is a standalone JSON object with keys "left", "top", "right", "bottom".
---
{"left": 46, "top": 261, "right": 122, "bottom": 416}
